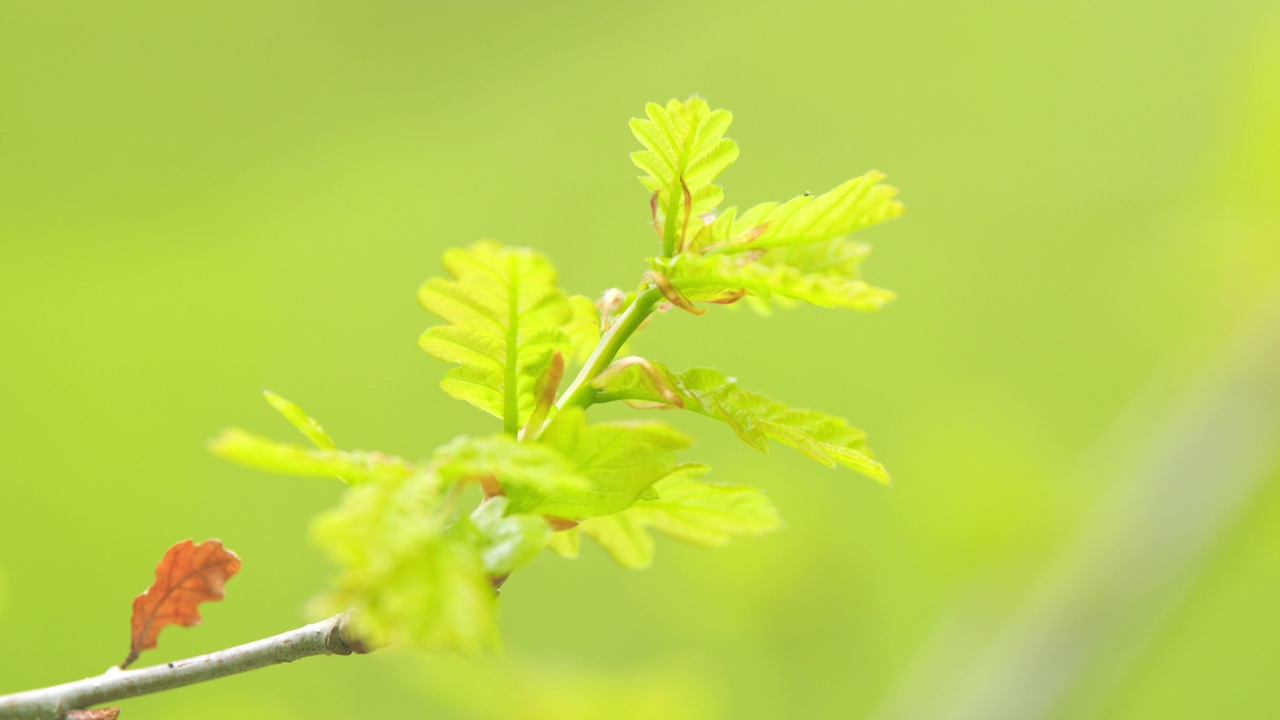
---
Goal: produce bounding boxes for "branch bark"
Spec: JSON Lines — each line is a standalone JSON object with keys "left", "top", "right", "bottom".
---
{"left": 0, "top": 614, "right": 369, "bottom": 720}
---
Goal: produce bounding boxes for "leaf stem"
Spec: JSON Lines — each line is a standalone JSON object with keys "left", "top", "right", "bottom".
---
{"left": 548, "top": 286, "right": 663, "bottom": 423}
{"left": 0, "top": 615, "right": 367, "bottom": 720}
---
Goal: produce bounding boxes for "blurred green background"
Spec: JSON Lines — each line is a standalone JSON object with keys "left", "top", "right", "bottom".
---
{"left": 3, "top": 2, "right": 1280, "bottom": 718}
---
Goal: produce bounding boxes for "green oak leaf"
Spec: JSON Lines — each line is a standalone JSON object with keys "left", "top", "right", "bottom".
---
{"left": 419, "top": 241, "right": 576, "bottom": 434}
{"left": 262, "top": 390, "right": 338, "bottom": 450}
{"left": 649, "top": 250, "right": 894, "bottom": 311}
{"left": 592, "top": 361, "right": 889, "bottom": 483}
{"left": 311, "top": 470, "right": 499, "bottom": 654}
{"left": 209, "top": 428, "right": 415, "bottom": 486}
{"left": 579, "top": 464, "right": 782, "bottom": 568}
{"left": 429, "top": 433, "right": 591, "bottom": 514}
{"left": 464, "top": 497, "right": 553, "bottom": 578}
{"left": 690, "top": 172, "right": 902, "bottom": 252}
{"left": 562, "top": 295, "right": 603, "bottom": 364}
{"left": 631, "top": 97, "right": 739, "bottom": 255}
{"left": 529, "top": 408, "right": 693, "bottom": 519}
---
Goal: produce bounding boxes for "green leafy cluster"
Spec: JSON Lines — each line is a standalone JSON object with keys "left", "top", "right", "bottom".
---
{"left": 211, "top": 98, "right": 902, "bottom": 654}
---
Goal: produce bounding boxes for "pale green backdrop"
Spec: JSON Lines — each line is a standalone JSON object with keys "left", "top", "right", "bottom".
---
{"left": 2, "top": 2, "right": 1279, "bottom": 718}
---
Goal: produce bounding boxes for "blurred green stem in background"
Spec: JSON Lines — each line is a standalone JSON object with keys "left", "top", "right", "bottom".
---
{"left": 873, "top": 279, "right": 1280, "bottom": 720}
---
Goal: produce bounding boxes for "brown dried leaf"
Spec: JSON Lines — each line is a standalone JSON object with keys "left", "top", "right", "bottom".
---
{"left": 121, "top": 539, "right": 241, "bottom": 669}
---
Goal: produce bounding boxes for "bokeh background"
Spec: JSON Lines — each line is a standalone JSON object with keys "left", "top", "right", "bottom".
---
{"left": 3, "top": 2, "right": 1280, "bottom": 718}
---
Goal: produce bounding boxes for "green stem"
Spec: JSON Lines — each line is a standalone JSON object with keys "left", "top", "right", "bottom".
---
{"left": 549, "top": 287, "right": 663, "bottom": 422}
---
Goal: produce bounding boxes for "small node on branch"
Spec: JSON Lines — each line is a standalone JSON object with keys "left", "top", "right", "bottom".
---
{"left": 333, "top": 613, "right": 378, "bottom": 655}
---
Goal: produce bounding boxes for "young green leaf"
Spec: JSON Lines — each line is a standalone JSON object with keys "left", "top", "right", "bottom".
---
{"left": 529, "top": 408, "right": 694, "bottom": 519}
{"left": 762, "top": 237, "right": 873, "bottom": 278}
{"left": 430, "top": 433, "right": 591, "bottom": 514}
{"left": 465, "top": 497, "right": 553, "bottom": 578}
{"left": 578, "top": 464, "right": 782, "bottom": 569}
{"left": 312, "top": 471, "right": 499, "bottom": 654}
{"left": 209, "top": 428, "right": 416, "bottom": 485}
{"left": 691, "top": 171, "right": 903, "bottom": 252}
{"left": 547, "top": 527, "right": 581, "bottom": 558}
{"left": 262, "top": 391, "right": 338, "bottom": 450}
{"left": 576, "top": 509, "right": 651, "bottom": 569}
{"left": 563, "top": 295, "right": 603, "bottom": 364}
{"left": 419, "top": 241, "right": 575, "bottom": 434}
{"left": 648, "top": 251, "right": 895, "bottom": 311}
{"left": 593, "top": 362, "right": 890, "bottom": 483}
{"left": 631, "top": 98, "right": 739, "bottom": 255}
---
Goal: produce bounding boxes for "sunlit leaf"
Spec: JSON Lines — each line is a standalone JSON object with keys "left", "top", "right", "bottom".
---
{"left": 579, "top": 508, "right": 651, "bottom": 568}
{"left": 547, "top": 527, "right": 581, "bottom": 559}
{"left": 631, "top": 97, "right": 739, "bottom": 254}
{"left": 465, "top": 497, "right": 552, "bottom": 578}
{"left": 580, "top": 464, "right": 782, "bottom": 568}
{"left": 312, "top": 471, "right": 499, "bottom": 654}
{"left": 593, "top": 362, "right": 889, "bottom": 483}
{"left": 529, "top": 408, "right": 693, "bottom": 519}
{"left": 419, "top": 241, "right": 576, "bottom": 433}
{"left": 763, "top": 236, "right": 874, "bottom": 277}
{"left": 430, "top": 433, "right": 591, "bottom": 514}
{"left": 262, "top": 391, "right": 337, "bottom": 450}
{"left": 649, "top": 250, "right": 895, "bottom": 311}
{"left": 210, "top": 428, "right": 415, "bottom": 486}
{"left": 691, "top": 172, "right": 902, "bottom": 252}
{"left": 563, "top": 295, "right": 603, "bottom": 364}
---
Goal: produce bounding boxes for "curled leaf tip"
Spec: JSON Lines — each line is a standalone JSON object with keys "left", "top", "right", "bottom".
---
{"left": 679, "top": 178, "right": 693, "bottom": 252}
{"left": 644, "top": 271, "right": 704, "bottom": 316}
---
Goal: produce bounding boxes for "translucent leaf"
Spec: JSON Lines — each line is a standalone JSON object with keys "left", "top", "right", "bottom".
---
{"left": 563, "top": 295, "right": 602, "bottom": 364}
{"left": 209, "top": 428, "right": 416, "bottom": 486}
{"left": 579, "top": 508, "right": 652, "bottom": 569}
{"left": 763, "top": 237, "right": 873, "bottom": 276}
{"left": 624, "top": 464, "right": 782, "bottom": 546}
{"left": 580, "top": 464, "right": 782, "bottom": 568}
{"left": 465, "top": 497, "right": 552, "bottom": 578}
{"left": 630, "top": 98, "right": 739, "bottom": 254}
{"left": 263, "top": 391, "right": 337, "bottom": 449}
{"left": 592, "top": 362, "right": 890, "bottom": 483}
{"left": 419, "top": 241, "right": 575, "bottom": 433}
{"left": 312, "top": 470, "right": 499, "bottom": 654}
{"left": 692, "top": 172, "right": 903, "bottom": 252}
{"left": 530, "top": 408, "right": 694, "bottom": 519}
{"left": 649, "top": 250, "right": 896, "bottom": 311}
{"left": 547, "top": 528, "right": 581, "bottom": 558}
{"left": 430, "top": 434, "right": 591, "bottom": 514}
